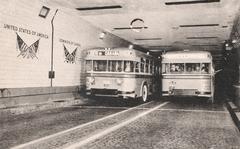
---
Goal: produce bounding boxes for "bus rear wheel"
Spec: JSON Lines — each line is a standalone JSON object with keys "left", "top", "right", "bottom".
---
{"left": 141, "top": 84, "right": 148, "bottom": 102}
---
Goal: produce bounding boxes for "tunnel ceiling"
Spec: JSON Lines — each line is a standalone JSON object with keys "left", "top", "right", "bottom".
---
{"left": 47, "top": 0, "right": 240, "bottom": 57}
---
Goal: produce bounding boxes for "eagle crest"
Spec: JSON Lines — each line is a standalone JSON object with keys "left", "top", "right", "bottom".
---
{"left": 16, "top": 33, "right": 40, "bottom": 59}
{"left": 63, "top": 44, "right": 77, "bottom": 64}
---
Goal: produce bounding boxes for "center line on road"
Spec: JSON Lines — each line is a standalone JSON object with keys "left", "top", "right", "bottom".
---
{"left": 12, "top": 100, "right": 155, "bottom": 149}
{"left": 64, "top": 101, "right": 169, "bottom": 149}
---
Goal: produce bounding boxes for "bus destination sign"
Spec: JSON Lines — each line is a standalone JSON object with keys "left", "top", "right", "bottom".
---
{"left": 98, "top": 50, "right": 119, "bottom": 56}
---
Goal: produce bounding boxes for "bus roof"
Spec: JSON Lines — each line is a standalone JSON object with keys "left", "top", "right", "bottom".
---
{"left": 162, "top": 50, "right": 212, "bottom": 63}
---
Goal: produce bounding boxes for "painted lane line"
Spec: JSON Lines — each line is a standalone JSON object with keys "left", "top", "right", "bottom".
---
{"left": 12, "top": 101, "right": 155, "bottom": 149}
{"left": 64, "top": 101, "right": 169, "bottom": 149}
{"left": 157, "top": 108, "right": 228, "bottom": 114}
{"left": 72, "top": 106, "right": 130, "bottom": 110}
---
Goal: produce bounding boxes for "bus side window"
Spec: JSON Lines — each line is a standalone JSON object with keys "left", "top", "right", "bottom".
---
{"left": 146, "top": 59, "right": 149, "bottom": 73}
{"left": 140, "top": 58, "right": 145, "bottom": 73}
{"left": 85, "top": 60, "right": 92, "bottom": 71}
{"left": 162, "top": 64, "right": 166, "bottom": 73}
{"left": 201, "top": 63, "right": 209, "bottom": 73}
{"left": 124, "top": 61, "right": 134, "bottom": 72}
{"left": 116, "top": 61, "right": 122, "bottom": 72}
{"left": 135, "top": 62, "right": 139, "bottom": 73}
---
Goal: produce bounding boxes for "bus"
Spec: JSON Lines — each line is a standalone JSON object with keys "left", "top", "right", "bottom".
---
{"left": 161, "top": 50, "right": 215, "bottom": 102}
{"left": 84, "top": 47, "right": 160, "bottom": 102}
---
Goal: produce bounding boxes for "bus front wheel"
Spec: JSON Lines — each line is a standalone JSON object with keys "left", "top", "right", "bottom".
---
{"left": 141, "top": 84, "right": 148, "bottom": 102}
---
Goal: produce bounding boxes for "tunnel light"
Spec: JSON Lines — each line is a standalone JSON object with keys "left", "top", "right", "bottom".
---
{"left": 99, "top": 32, "right": 106, "bottom": 39}
{"left": 76, "top": 5, "right": 122, "bottom": 11}
{"left": 179, "top": 24, "right": 219, "bottom": 28}
{"left": 39, "top": 6, "right": 50, "bottom": 18}
{"left": 165, "top": 0, "right": 220, "bottom": 5}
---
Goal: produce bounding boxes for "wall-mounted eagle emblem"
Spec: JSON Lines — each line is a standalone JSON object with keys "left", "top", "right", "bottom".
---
{"left": 16, "top": 33, "right": 40, "bottom": 59}
{"left": 63, "top": 44, "right": 77, "bottom": 64}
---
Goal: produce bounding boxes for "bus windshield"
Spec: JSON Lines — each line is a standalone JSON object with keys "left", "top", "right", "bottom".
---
{"left": 108, "top": 60, "right": 123, "bottom": 72}
{"left": 86, "top": 59, "right": 156, "bottom": 74}
{"left": 162, "top": 63, "right": 210, "bottom": 74}
{"left": 93, "top": 60, "right": 107, "bottom": 71}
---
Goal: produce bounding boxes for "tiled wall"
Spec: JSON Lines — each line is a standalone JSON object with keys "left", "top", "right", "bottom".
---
{"left": 0, "top": 0, "right": 130, "bottom": 89}
{"left": 0, "top": 0, "right": 131, "bottom": 105}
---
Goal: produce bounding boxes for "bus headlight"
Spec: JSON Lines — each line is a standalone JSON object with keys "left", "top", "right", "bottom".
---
{"left": 116, "top": 78, "right": 123, "bottom": 85}
{"left": 87, "top": 77, "right": 95, "bottom": 85}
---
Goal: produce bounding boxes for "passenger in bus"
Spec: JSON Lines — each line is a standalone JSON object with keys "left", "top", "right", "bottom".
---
{"left": 125, "top": 61, "right": 131, "bottom": 72}
{"left": 116, "top": 62, "right": 122, "bottom": 72}
{"left": 170, "top": 64, "right": 176, "bottom": 72}
{"left": 201, "top": 64, "right": 208, "bottom": 73}
{"left": 196, "top": 65, "right": 200, "bottom": 72}
{"left": 187, "top": 66, "right": 192, "bottom": 72}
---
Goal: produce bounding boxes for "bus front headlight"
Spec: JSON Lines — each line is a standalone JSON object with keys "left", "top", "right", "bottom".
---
{"left": 116, "top": 78, "right": 123, "bottom": 85}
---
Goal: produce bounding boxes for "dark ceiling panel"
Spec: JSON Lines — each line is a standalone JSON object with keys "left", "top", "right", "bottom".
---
{"left": 165, "top": 0, "right": 220, "bottom": 5}
{"left": 76, "top": 5, "right": 122, "bottom": 11}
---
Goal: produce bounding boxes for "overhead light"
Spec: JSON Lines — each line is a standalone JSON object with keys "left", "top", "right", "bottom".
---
{"left": 128, "top": 44, "right": 134, "bottom": 49}
{"left": 99, "top": 32, "right": 106, "bottom": 39}
{"left": 76, "top": 5, "right": 122, "bottom": 11}
{"left": 113, "top": 27, "right": 148, "bottom": 30}
{"left": 165, "top": 0, "right": 220, "bottom": 5}
{"left": 39, "top": 6, "right": 50, "bottom": 18}
{"left": 179, "top": 24, "right": 219, "bottom": 27}
{"left": 186, "top": 36, "right": 218, "bottom": 39}
{"left": 130, "top": 18, "right": 146, "bottom": 32}
{"left": 192, "top": 44, "right": 218, "bottom": 46}
{"left": 135, "top": 38, "right": 162, "bottom": 41}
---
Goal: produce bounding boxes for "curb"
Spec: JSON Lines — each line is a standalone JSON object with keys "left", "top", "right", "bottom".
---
{"left": 225, "top": 101, "right": 240, "bottom": 132}
{"left": 0, "top": 98, "right": 88, "bottom": 117}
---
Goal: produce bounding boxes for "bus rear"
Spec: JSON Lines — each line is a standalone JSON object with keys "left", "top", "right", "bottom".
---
{"left": 161, "top": 51, "right": 214, "bottom": 102}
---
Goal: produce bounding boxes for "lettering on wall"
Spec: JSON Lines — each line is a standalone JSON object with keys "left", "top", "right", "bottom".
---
{"left": 63, "top": 44, "right": 77, "bottom": 64}
{"left": 16, "top": 33, "right": 40, "bottom": 59}
{"left": 3, "top": 24, "right": 49, "bottom": 39}
{"left": 59, "top": 38, "right": 81, "bottom": 47}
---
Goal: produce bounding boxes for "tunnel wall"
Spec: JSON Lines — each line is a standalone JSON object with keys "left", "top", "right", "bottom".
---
{"left": 230, "top": 13, "right": 240, "bottom": 107}
{"left": 0, "top": 0, "right": 131, "bottom": 108}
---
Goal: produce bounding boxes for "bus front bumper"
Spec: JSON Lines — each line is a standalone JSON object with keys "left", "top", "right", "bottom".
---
{"left": 86, "top": 89, "right": 136, "bottom": 98}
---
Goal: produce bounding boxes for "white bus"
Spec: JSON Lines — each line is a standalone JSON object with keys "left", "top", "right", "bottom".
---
{"left": 161, "top": 50, "right": 215, "bottom": 102}
{"left": 85, "top": 48, "right": 160, "bottom": 102}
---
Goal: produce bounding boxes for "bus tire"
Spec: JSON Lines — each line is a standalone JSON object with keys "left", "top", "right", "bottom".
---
{"left": 141, "top": 84, "right": 148, "bottom": 102}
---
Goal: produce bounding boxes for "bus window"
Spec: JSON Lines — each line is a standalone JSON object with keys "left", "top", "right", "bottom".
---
{"left": 162, "top": 63, "right": 170, "bottom": 74}
{"left": 145, "top": 59, "right": 149, "bottom": 73}
{"left": 93, "top": 60, "right": 107, "bottom": 71}
{"left": 170, "top": 63, "right": 184, "bottom": 73}
{"left": 124, "top": 61, "right": 134, "bottom": 72}
{"left": 186, "top": 63, "right": 200, "bottom": 73}
{"left": 150, "top": 61, "right": 153, "bottom": 74}
{"left": 140, "top": 58, "right": 145, "bottom": 73}
{"left": 85, "top": 60, "right": 92, "bottom": 71}
{"left": 201, "top": 63, "right": 209, "bottom": 73}
{"left": 135, "top": 62, "right": 139, "bottom": 73}
{"left": 108, "top": 60, "right": 122, "bottom": 72}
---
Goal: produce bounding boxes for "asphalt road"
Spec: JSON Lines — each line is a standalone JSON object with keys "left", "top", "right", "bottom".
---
{"left": 1, "top": 97, "right": 240, "bottom": 149}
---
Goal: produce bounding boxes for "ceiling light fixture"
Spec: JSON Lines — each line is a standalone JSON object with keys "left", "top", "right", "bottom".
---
{"left": 165, "top": 0, "right": 220, "bottom": 5}
{"left": 186, "top": 36, "right": 218, "bottom": 39}
{"left": 76, "top": 5, "right": 122, "bottom": 11}
{"left": 135, "top": 38, "right": 162, "bottom": 41}
{"left": 39, "top": 6, "right": 50, "bottom": 18}
{"left": 130, "top": 18, "right": 146, "bottom": 32}
{"left": 179, "top": 24, "right": 219, "bottom": 27}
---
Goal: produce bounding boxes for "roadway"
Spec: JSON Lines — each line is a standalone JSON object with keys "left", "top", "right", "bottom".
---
{"left": 1, "top": 97, "right": 239, "bottom": 149}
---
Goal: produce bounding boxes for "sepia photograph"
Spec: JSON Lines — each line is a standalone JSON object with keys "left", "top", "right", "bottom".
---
{"left": 0, "top": 0, "right": 240, "bottom": 148}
